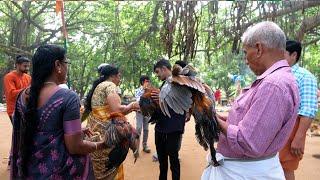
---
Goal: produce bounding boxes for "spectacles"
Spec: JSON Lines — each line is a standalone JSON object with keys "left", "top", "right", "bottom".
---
{"left": 63, "top": 61, "right": 71, "bottom": 65}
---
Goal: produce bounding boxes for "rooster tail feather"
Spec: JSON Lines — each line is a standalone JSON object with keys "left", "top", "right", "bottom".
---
{"left": 195, "top": 123, "right": 208, "bottom": 150}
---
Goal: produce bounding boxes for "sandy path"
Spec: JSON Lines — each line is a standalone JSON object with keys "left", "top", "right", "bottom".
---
{"left": 1, "top": 112, "right": 320, "bottom": 179}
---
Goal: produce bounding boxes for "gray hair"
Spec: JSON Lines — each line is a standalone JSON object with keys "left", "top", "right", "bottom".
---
{"left": 241, "top": 21, "right": 286, "bottom": 50}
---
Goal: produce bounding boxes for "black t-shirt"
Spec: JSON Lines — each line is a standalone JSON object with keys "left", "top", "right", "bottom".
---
{"left": 153, "top": 80, "right": 186, "bottom": 134}
{"left": 154, "top": 107, "right": 186, "bottom": 134}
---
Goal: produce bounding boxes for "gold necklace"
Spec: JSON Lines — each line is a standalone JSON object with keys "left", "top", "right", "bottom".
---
{"left": 44, "top": 81, "right": 57, "bottom": 85}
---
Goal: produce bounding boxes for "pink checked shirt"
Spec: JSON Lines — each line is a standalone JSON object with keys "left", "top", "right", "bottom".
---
{"left": 217, "top": 60, "right": 300, "bottom": 158}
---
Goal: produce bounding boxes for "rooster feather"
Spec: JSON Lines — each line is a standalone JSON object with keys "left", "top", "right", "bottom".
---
{"left": 140, "top": 64, "right": 220, "bottom": 166}
{"left": 103, "top": 112, "right": 139, "bottom": 171}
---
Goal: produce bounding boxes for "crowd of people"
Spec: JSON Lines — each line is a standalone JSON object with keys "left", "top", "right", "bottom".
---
{"left": 2, "top": 21, "right": 318, "bottom": 180}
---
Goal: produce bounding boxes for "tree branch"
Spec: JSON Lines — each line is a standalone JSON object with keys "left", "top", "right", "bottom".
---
{"left": 0, "top": 43, "right": 32, "bottom": 56}
{"left": 27, "top": 30, "right": 60, "bottom": 50}
{"left": 0, "top": 3, "right": 19, "bottom": 22}
{"left": 244, "top": 1, "right": 320, "bottom": 29}
{"left": 296, "top": 13, "right": 320, "bottom": 41}
{"left": 126, "top": 2, "right": 161, "bottom": 49}
{"left": 302, "top": 37, "right": 320, "bottom": 46}
{"left": 32, "top": 1, "right": 52, "bottom": 19}
{"left": 66, "top": 1, "right": 86, "bottom": 24}
{"left": 11, "top": 1, "right": 56, "bottom": 33}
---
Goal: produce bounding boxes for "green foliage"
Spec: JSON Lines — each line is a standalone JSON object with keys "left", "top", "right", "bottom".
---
{"left": 198, "top": 52, "right": 252, "bottom": 99}
{"left": 303, "top": 45, "right": 320, "bottom": 86}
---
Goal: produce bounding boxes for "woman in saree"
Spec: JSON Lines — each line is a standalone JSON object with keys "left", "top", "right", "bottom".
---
{"left": 11, "top": 44, "right": 106, "bottom": 179}
{"left": 83, "top": 64, "right": 139, "bottom": 180}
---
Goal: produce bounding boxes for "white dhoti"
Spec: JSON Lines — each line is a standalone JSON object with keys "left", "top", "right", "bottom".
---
{"left": 201, "top": 153, "right": 285, "bottom": 180}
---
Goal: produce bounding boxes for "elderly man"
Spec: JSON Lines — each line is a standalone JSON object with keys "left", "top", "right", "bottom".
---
{"left": 202, "top": 21, "right": 300, "bottom": 179}
{"left": 280, "top": 40, "right": 318, "bottom": 180}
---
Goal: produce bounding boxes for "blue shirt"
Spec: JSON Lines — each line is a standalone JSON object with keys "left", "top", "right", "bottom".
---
{"left": 135, "top": 86, "right": 144, "bottom": 102}
{"left": 292, "top": 64, "right": 318, "bottom": 118}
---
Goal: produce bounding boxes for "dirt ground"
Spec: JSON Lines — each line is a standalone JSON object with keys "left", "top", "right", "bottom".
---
{"left": 1, "top": 112, "right": 320, "bottom": 179}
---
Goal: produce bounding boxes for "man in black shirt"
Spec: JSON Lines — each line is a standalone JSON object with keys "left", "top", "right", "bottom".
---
{"left": 151, "top": 59, "right": 186, "bottom": 180}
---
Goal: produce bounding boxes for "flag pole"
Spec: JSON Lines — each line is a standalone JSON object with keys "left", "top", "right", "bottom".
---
{"left": 56, "top": 0, "right": 70, "bottom": 88}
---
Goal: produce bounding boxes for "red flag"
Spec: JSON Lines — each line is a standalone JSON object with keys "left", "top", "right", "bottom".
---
{"left": 55, "top": 0, "right": 67, "bottom": 38}
{"left": 56, "top": 0, "right": 63, "bottom": 14}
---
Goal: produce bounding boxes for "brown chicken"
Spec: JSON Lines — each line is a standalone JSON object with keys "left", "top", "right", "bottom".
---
{"left": 140, "top": 64, "right": 220, "bottom": 166}
{"left": 103, "top": 112, "right": 140, "bottom": 171}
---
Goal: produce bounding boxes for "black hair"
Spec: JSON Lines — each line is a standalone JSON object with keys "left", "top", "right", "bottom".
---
{"left": 286, "top": 40, "right": 302, "bottom": 63}
{"left": 83, "top": 65, "right": 119, "bottom": 115}
{"left": 18, "top": 44, "right": 66, "bottom": 176}
{"left": 153, "top": 58, "right": 171, "bottom": 72}
{"left": 97, "top": 63, "right": 109, "bottom": 75}
{"left": 139, "top": 75, "right": 150, "bottom": 85}
{"left": 15, "top": 55, "right": 30, "bottom": 64}
{"left": 174, "top": 60, "right": 187, "bottom": 68}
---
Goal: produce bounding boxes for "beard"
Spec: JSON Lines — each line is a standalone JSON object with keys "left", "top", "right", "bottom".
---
{"left": 20, "top": 69, "right": 29, "bottom": 74}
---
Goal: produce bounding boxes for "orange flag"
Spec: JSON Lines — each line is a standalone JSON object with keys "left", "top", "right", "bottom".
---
{"left": 56, "top": 0, "right": 63, "bottom": 14}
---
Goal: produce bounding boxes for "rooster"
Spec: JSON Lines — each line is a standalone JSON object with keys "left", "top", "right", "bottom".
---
{"left": 139, "top": 64, "right": 220, "bottom": 166}
{"left": 103, "top": 112, "right": 140, "bottom": 171}
{"left": 139, "top": 87, "right": 161, "bottom": 124}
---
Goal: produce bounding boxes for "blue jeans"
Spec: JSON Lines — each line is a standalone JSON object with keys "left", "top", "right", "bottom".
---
{"left": 136, "top": 112, "right": 150, "bottom": 149}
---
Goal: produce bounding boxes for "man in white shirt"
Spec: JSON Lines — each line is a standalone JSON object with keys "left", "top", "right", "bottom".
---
{"left": 135, "top": 75, "right": 152, "bottom": 156}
